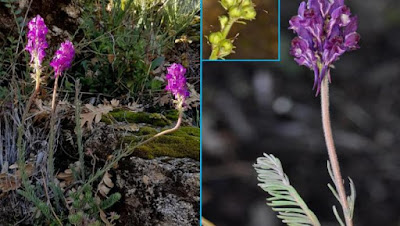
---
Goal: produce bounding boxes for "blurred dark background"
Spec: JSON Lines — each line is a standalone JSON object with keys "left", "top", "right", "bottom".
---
{"left": 202, "top": 0, "right": 400, "bottom": 225}
{"left": 202, "top": 0, "right": 278, "bottom": 59}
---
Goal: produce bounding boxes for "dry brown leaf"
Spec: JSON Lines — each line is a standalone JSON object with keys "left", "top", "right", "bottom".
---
{"left": 8, "top": 163, "right": 18, "bottom": 170}
{"left": 154, "top": 94, "right": 171, "bottom": 107}
{"left": 56, "top": 163, "right": 80, "bottom": 189}
{"left": 99, "top": 208, "right": 113, "bottom": 226}
{"left": 81, "top": 104, "right": 113, "bottom": 129}
{"left": 185, "top": 84, "right": 200, "bottom": 108}
{"left": 98, "top": 171, "right": 114, "bottom": 197}
{"left": 0, "top": 177, "right": 20, "bottom": 193}
{"left": 107, "top": 54, "right": 115, "bottom": 64}
{"left": 0, "top": 162, "right": 36, "bottom": 193}
{"left": 16, "top": 163, "right": 34, "bottom": 178}
{"left": 127, "top": 102, "right": 143, "bottom": 112}
{"left": 110, "top": 99, "right": 120, "bottom": 107}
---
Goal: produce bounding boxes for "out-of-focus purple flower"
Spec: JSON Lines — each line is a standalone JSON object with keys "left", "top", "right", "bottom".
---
{"left": 50, "top": 40, "right": 75, "bottom": 77}
{"left": 289, "top": 0, "right": 360, "bottom": 94}
{"left": 25, "top": 15, "right": 48, "bottom": 66}
{"left": 165, "top": 63, "right": 190, "bottom": 101}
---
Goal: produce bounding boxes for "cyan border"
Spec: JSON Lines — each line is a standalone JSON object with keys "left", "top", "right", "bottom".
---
{"left": 199, "top": 0, "right": 203, "bottom": 224}
{"left": 201, "top": 0, "right": 281, "bottom": 62}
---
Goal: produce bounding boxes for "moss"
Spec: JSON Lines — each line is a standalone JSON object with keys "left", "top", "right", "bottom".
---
{"left": 102, "top": 109, "right": 171, "bottom": 127}
{"left": 136, "top": 126, "right": 158, "bottom": 135}
{"left": 164, "top": 109, "right": 179, "bottom": 121}
{"left": 123, "top": 126, "right": 200, "bottom": 160}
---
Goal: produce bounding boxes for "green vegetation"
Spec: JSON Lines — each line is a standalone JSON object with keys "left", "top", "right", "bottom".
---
{"left": 124, "top": 126, "right": 200, "bottom": 160}
{"left": 74, "top": 0, "right": 200, "bottom": 96}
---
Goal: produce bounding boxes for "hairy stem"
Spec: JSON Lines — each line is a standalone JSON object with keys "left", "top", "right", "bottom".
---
{"left": 51, "top": 76, "right": 59, "bottom": 111}
{"left": 320, "top": 77, "right": 352, "bottom": 226}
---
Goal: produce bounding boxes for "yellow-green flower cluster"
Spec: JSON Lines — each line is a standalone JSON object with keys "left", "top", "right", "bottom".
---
{"left": 221, "top": 0, "right": 256, "bottom": 20}
{"left": 208, "top": 0, "right": 256, "bottom": 59}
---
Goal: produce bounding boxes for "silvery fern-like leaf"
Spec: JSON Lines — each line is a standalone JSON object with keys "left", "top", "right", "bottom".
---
{"left": 254, "top": 154, "right": 321, "bottom": 226}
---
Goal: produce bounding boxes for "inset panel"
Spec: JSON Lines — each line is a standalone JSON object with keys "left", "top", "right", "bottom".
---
{"left": 202, "top": 0, "right": 279, "bottom": 60}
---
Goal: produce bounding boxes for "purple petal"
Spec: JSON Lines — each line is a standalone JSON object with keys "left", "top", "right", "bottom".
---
{"left": 344, "top": 32, "right": 360, "bottom": 49}
{"left": 165, "top": 63, "right": 190, "bottom": 100}
{"left": 50, "top": 40, "right": 75, "bottom": 77}
{"left": 25, "top": 15, "right": 48, "bottom": 66}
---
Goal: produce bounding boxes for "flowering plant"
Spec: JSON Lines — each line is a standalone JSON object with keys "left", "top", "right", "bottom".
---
{"left": 289, "top": 0, "right": 360, "bottom": 94}
{"left": 25, "top": 15, "right": 48, "bottom": 92}
{"left": 50, "top": 40, "right": 75, "bottom": 78}
{"left": 254, "top": 1, "right": 360, "bottom": 226}
{"left": 165, "top": 63, "right": 190, "bottom": 108}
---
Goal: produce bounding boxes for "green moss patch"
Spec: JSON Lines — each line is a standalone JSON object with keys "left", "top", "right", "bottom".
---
{"left": 164, "top": 109, "right": 179, "bottom": 121}
{"left": 123, "top": 126, "right": 200, "bottom": 160}
{"left": 102, "top": 109, "right": 171, "bottom": 127}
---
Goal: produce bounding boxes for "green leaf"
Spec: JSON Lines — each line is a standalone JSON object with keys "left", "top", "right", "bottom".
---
{"left": 150, "top": 56, "right": 165, "bottom": 71}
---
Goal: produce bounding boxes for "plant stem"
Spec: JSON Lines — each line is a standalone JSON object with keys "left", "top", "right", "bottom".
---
{"left": 48, "top": 76, "right": 59, "bottom": 181}
{"left": 51, "top": 76, "right": 59, "bottom": 111}
{"left": 209, "top": 18, "right": 236, "bottom": 60}
{"left": 209, "top": 47, "right": 220, "bottom": 60}
{"left": 320, "top": 77, "right": 353, "bottom": 226}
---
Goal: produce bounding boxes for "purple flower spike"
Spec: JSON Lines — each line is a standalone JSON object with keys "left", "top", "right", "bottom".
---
{"left": 25, "top": 15, "right": 48, "bottom": 66}
{"left": 165, "top": 63, "right": 190, "bottom": 101}
{"left": 50, "top": 40, "right": 75, "bottom": 77}
{"left": 289, "top": 0, "right": 360, "bottom": 95}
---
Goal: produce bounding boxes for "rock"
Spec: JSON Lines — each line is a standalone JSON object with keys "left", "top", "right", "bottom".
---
{"left": 117, "top": 157, "right": 200, "bottom": 226}
{"left": 84, "top": 123, "right": 120, "bottom": 160}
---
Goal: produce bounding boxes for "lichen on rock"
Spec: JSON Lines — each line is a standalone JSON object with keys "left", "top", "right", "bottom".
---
{"left": 116, "top": 157, "right": 200, "bottom": 226}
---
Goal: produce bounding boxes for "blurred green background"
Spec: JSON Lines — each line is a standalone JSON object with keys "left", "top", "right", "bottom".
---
{"left": 202, "top": 0, "right": 278, "bottom": 59}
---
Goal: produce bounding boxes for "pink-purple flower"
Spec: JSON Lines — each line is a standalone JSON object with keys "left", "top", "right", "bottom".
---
{"left": 165, "top": 63, "right": 190, "bottom": 101}
{"left": 289, "top": 0, "right": 360, "bottom": 94}
{"left": 50, "top": 40, "right": 75, "bottom": 77}
{"left": 25, "top": 15, "right": 48, "bottom": 66}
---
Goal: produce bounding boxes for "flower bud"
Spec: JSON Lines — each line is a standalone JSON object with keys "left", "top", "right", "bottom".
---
{"left": 229, "top": 6, "right": 242, "bottom": 18}
{"left": 209, "top": 32, "right": 224, "bottom": 45}
{"left": 219, "top": 15, "right": 229, "bottom": 29}
{"left": 220, "top": 39, "right": 234, "bottom": 53}
{"left": 221, "top": 0, "right": 238, "bottom": 9}
{"left": 240, "top": 0, "right": 253, "bottom": 7}
{"left": 241, "top": 6, "right": 256, "bottom": 20}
